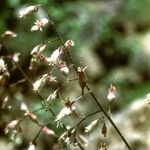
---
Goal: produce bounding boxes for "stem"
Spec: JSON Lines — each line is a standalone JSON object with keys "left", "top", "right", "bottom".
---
{"left": 75, "top": 110, "right": 101, "bottom": 127}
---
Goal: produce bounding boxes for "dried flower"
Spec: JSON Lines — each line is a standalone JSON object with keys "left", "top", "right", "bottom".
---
{"left": 42, "top": 126, "right": 55, "bottom": 136}
{"left": 2, "top": 30, "right": 17, "bottom": 38}
{"left": 107, "top": 84, "right": 116, "bottom": 102}
{"left": 5, "top": 120, "right": 19, "bottom": 134}
{"left": 101, "top": 122, "right": 107, "bottom": 137}
{"left": 31, "top": 18, "right": 49, "bottom": 31}
{"left": 19, "top": 5, "right": 39, "bottom": 18}
{"left": 78, "top": 66, "right": 87, "bottom": 97}
{"left": 85, "top": 119, "right": 99, "bottom": 133}
{"left": 0, "top": 58, "right": 7, "bottom": 73}
{"left": 65, "top": 40, "right": 75, "bottom": 49}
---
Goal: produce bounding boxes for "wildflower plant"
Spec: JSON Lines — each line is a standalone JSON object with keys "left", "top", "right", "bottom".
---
{"left": 0, "top": 4, "right": 133, "bottom": 150}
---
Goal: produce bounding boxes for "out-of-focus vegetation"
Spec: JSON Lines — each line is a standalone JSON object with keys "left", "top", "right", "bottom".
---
{"left": 0, "top": 0, "right": 150, "bottom": 149}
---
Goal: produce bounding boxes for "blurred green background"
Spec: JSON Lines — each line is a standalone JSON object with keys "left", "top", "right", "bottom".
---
{"left": 0, "top": 0, "right": 150, "bottom": 149}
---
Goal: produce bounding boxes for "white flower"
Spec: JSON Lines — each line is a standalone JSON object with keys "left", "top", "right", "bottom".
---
{"left": 2, "top": 30, "right": 17, "bottom": 38}
{"left": 42, "top": 126, "right": 55, "bottom": 135}
{"left": 107, "top": 84, "right": 116, "bottom": 102}
{"left": 12, "top": 53, "right": 20, "bottom": 62}
{"left": 58, "top": 61, "right": 69, "bottom": 77}
{"left": 19, "top": 5, "right": 39, "bottom": 18}
{"left": 47, "top": 47, "right": 64, "bottom": 63}
{"left": 0, "top": 58, "right": 7, "bottom": 72}
{"left": 65, "top": 40, "right": 75, "bottom": 49}
{"left": 5, "top": 120, "right": 18, "bottom": 134}
{"left": 55, "top": 106, "right": 76, "bottom": 121}
{"left": 20, "top": 102, "right": 28, "bottom": 112}
{"left": 31, "top": 18, "right": 49, "bottom": 32}
{"left": 85, "top": 119, "right": 99, "bottom": 133}
{"left": 31, "top": 44, "right": 46, "bottom": 56}
{"left": 27, "top": 142, "right": 36, "bottom": 150}
{"left": 33, "top": 74, "right": 48, "bottom": 92}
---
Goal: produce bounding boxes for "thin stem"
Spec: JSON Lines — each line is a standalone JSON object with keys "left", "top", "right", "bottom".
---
{"left": 33, "top": 126, "right": 44, "bottom": 144}
{"left": 75, "top": 110, "right": 101, "bottom": 127}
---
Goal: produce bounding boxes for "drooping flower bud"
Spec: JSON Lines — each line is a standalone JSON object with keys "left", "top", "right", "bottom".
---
{"left": 19, "top": 5, "right": 39, "bottom": 18}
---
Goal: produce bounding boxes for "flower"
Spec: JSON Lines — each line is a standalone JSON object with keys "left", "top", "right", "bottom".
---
{"left": 47, "top": 47, "right": 64, "bottom": 64}
{"left": 55, "top": 105, "right": 76, "bottom": 121}
{"left": 31, "top": 18, "right": 49, "bottom": 31}
{"left": 31, "top": 44, "right": 46, "bottom": 56}
{"left": 19, "top": 5, "right": 39, "bottom": 18}
{"left": 27, "top": 142, "right": 36, "bottom": 150}
{"left": 64, "top": 40, "right": 75, "bottom": 49}
{"left": 58, "top": 61, "right": 69, "bottom": 77}
{"left": 84, "top": 119, "right": 99, "bottom": 133}
{"left": 42, "top": 126, "right": 55, "bottom": 135}
{"left": 33, "top": 74, "right": 48, "bottom": 92}
{"left": 2, "top": 30, "right": 17, "bottom": 38}
{"left": 5, "top": 120, "right": 19, "bottom": 134}
{"left": 107, "top": 84, "right": 116, "bottom": 102}
{"left": 0, "top": 58, "right": 7, "bottom": 73}
{"left": 12, "top": 53, "right": 20, "bottom": 62}
{"left": 20, "top": 102, "right": 28, "bottom": 112}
